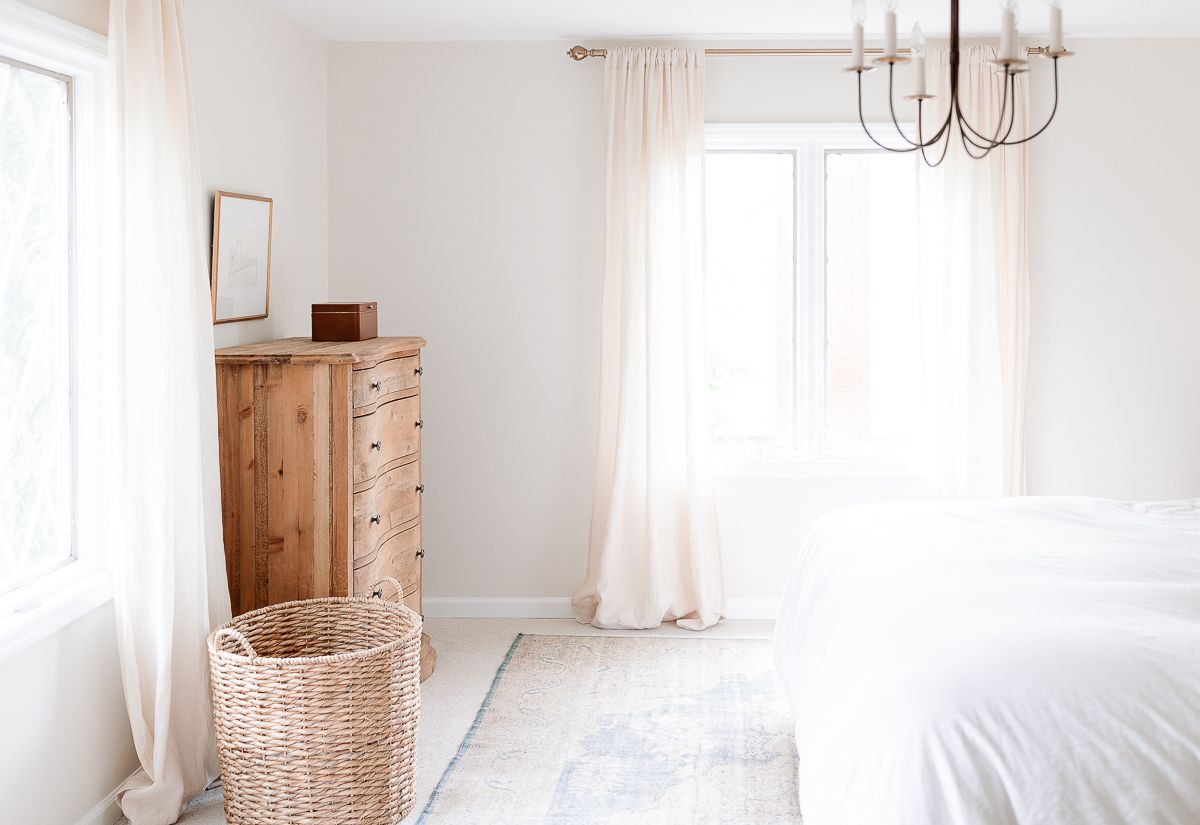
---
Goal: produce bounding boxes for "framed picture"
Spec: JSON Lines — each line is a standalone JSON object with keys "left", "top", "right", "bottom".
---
{"left": 210, "top": 191, "right": 273, "bottom": 323}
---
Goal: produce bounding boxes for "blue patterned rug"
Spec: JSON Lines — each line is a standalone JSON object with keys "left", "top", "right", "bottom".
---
{"left": 416, "top": 634, "right": 802, "bottom": 824}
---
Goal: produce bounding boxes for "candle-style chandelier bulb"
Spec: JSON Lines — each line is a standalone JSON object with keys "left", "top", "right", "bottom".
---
{"left": 850, "top": 0, "right": 867, "bottom": 25}
{"left": 911, "top": 21, "right": 926, "bottom": 57}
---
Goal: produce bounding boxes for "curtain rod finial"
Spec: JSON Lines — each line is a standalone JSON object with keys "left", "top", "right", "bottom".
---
{"left": 568, "top": 45, "right": 606, "bottom": 61}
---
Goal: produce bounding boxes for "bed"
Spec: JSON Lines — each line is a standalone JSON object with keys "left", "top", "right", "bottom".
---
{"left": 773, "top": 496, "right": 1200, "bottom": 825}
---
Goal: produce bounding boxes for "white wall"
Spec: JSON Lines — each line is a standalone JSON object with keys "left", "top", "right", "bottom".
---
{"left": 1025, "top": 39, "right": 1200, "bottom": 500}
{"left": 0, "top": 603, "right": 137, "bottom": 825}
{"left": 327, "top": 39, "right": 1200, "bottom": 610}
{"left": 1, "top": 2, "right": 329, "bottom": 823}
{"left": 327, "top": 42, "right": 606, "bottom": 602}
{"left": 190, "top": 0, "right": 329, "bottom": 348}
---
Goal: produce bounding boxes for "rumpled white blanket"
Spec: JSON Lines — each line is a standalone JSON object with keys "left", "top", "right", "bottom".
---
{"left": 774, "top": 496, "right": 1200, "bottom": 825}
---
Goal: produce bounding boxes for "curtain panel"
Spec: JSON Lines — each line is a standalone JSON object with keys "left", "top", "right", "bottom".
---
{"left": 573, "top": 46, "right": 726, "bottom": 631}
{"left": 108, "top": 1, "right": 232, "bottom": 822}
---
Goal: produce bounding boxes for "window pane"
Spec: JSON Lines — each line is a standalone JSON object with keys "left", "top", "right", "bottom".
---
{"left": 824, "top": 151, "right": 919, "bottom": 454}
{"left": 0, "top": 58, "right": 73, "bottom": 592}
{"left": 705, "top": 152, "right": 794, "bottom": 450}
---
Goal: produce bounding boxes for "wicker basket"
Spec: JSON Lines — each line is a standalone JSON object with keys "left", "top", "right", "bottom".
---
{"left": 207, "top": 577, "right": 421, "bottom": 825}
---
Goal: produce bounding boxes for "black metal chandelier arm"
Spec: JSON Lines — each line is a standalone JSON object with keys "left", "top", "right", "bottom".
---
{"left": 887, "top": 65, "right": 922, "bottom": 147}
{"left": 920, "top": 124, "right": 953, "bottom": 167}
{"left": 914, "top": 100, "right": 953, "bottom": 167}
{"left": 922, "top": 103, "right": 956, "bottom": 147}
{"left": 957, "top": 70, "right": 1016, "bottom": 150}
{"left": 956, "top": 98, "right": 1013, "bottom": 154}
{"left": 994, "top": 57, "right": 1061, "bottom": 147}
{"left": 998, "top": 72, "right": 1020, "bottom": 143}
{"left": 908, "top": 92, "right": 956, "bottom": 150}
{"left": 857, "top": 71, "right": 921, "bottom": 153}
{"left": 957, "top": 122, "right": 994, "bottom": 159}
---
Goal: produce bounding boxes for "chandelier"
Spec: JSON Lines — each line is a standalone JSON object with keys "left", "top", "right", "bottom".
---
{"left": 848, "top": 0, "right": 1071, "bottom": 165}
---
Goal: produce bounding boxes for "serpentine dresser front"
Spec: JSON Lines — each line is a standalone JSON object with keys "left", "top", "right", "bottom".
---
{"left": 214, "top": 336, "right": 435, "bottom": 680}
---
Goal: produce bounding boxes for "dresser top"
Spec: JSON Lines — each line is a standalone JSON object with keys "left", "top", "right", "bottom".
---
{"left": 215, "top": 336, "right": 426, "bottom": 365}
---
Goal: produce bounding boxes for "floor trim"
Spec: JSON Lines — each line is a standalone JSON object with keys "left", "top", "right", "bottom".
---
{"left": 75, "top": 769, "right": 140, "bottom": 825}
{"left": 422, "top": 597, "right": 779, "bottom": 621}
{"left": 423, "top": 597, "right": 574, "bottom": 619}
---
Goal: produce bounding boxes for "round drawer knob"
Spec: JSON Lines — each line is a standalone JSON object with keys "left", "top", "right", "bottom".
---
{"left": 414, "top": 366, "right": 423, "bottom": 376}
{"left": 414, "top": 420, "right": 423, "bottom": 429}
{"left": 416, "top": 548, "right": 425, "bottom": 558}
{"left": 370, "top": 514, "right": 381, "bottom": 525}
{"left": 371, "top": 440, "right": 382, "bottom": 451}
{"left": 370, "top": 380, "right": 382, "bottom": 391}
{"left": 415, "top": 484, "right": 424, "bottom": 493}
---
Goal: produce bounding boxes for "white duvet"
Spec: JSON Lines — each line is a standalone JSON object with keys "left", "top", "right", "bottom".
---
{"left": 774, "top": 496, "right": 1200, "bottom": 825}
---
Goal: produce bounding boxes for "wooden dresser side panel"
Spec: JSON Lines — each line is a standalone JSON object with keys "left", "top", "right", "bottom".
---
{"left": 216, "top": 363, "right": 258, "bottom": 616}
{"left": 330, "top": 364, "right": 354, "bottom": 596}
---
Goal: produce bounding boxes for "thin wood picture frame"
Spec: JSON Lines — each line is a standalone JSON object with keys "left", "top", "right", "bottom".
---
{"left": 210, "top": 191, "right": 273, "bottom": 324}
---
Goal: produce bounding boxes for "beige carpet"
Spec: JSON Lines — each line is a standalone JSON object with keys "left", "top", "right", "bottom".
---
{"left": 162, "top": 618, "right": 775, "bottom": 825}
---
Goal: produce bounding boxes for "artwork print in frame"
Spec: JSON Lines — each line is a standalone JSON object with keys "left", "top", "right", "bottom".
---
{"left": 210, "top": 191, "right": 273, "bottom": 323}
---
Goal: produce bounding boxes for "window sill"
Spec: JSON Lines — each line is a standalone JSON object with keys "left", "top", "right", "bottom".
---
{"left": 713, "top": 457, "right": 929, "bottom": 480}
{"left": 0, "top": 562, "right": 113, "bottom": 664}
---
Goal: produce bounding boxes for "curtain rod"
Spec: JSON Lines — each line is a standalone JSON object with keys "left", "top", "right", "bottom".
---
{"left": 567, "top": 45, "right": 1052, "bottom": 61}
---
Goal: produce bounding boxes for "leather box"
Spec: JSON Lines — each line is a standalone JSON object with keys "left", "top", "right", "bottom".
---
{"left": 311, "top": 302, "right": 378, "bottom": 342}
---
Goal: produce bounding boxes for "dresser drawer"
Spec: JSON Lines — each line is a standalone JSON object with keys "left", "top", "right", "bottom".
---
{"left": 353, "top": 395, "right": 421, "bottom": 485}
{"left": 352, "top": 355, "right": 421, "bottom": 410}
{"left": 353, "top": 459, "right": 422, "bottom": 559}
{"left": 354, "top": 522, "right": 422, "bottom": 596}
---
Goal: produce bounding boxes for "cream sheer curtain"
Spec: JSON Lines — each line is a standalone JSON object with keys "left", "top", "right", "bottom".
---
{"left": 108, "top": 2, "right": 231, "bottom": 823}
{"left": 916, "top": 46, "right": 1030, "bottom": 498}
{"left": 572, "top": 46, "right": 725, "bottom": 631}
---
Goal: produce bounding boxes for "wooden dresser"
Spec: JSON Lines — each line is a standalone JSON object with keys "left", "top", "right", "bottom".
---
{"left": 214, "top": 336, "right": 435, "bottom": 679}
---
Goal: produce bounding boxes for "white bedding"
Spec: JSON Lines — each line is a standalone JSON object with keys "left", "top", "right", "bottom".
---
{"left": 773, "top": 496, "right": 1200, "bottom": 825}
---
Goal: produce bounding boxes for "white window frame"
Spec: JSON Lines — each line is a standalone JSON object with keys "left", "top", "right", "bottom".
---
{"left": 0, "top": 0, "right": 110, "bottom": 662}
{"left": 706, "top": 122, "right": 923, "bottom": 480}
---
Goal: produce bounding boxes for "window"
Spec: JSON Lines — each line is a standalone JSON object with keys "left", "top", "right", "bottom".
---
{"left": 0, "top": 56, "right": 75, "bottom": 596}
{"left": 705, "top": 124, "right": 920, "bottom": 467}
{"left": 0, "top": 2, "right": 108, "bottom": 659}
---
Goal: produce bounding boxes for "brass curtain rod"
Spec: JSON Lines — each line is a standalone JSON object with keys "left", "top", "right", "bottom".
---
{"left": 567, "top": 44, "right": 1053, "bottom": 61}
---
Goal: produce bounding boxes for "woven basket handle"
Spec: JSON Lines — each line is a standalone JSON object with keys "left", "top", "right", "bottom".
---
{"left": 370, "top": 576, "right": 404, "bottom": 601}
{"left": 213, "top": 627, "right": 256, "bottom": 657}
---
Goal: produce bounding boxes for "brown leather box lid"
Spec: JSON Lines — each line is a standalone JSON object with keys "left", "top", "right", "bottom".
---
{"left": 312, "top": 302, "right": 377, "bottom": 313}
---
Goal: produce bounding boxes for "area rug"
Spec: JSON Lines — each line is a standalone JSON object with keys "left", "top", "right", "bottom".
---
{"left": 416, "top": 634, "right": 802, "bottom": 824}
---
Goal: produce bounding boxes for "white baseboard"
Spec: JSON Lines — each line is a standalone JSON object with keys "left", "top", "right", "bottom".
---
{"left": 75, "top": 770, "right": 140, "bottom": 825}
{"left": 423, "top": 597, "right": 779, "bottom": 621}
{"left": 725, "top": 598, "right": 781, "bottom": 620}
{"left": 423, "top": 597, "right": 574, "bottom": 618}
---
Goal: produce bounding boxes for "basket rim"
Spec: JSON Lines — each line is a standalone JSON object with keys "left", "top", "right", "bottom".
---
{"left": 208, "top": 595, "right": 422, "bottom": 665}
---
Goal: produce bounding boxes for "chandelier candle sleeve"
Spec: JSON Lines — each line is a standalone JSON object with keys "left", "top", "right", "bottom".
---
{"left": 1049, "top": 0, "right": 1063, "bottom": 52}
{"left": 851, "top": 0, "right": 866, "bottom": 66}
{"left": 882, "top": 0, "right": 898, "bottom": 58}
{"left": 999, "top": 0, "right": 1018, "bottom": 61}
